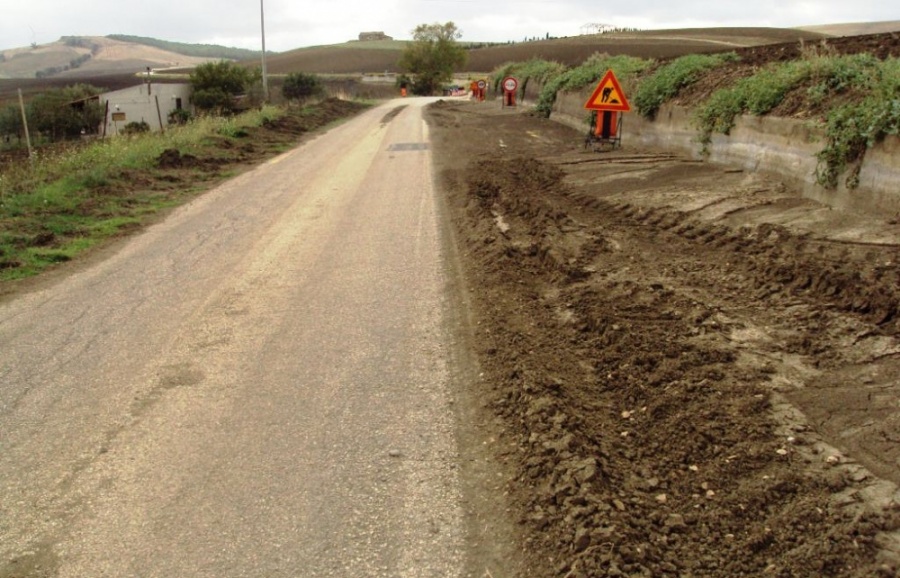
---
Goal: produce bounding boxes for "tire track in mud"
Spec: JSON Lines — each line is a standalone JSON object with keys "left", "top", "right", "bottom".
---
{"left": 438, "top": 141, "right": 900, "bottom": 576}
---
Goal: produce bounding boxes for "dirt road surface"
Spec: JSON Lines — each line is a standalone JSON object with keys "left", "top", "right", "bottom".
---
{"left": 427, "top": 100, "right": 900, "bottom": 577}
{"left": 4, "top": 94, "right": 900, "bottom": 578}
{"left": 0, "top": 99, "right": 516, "bottom": 577}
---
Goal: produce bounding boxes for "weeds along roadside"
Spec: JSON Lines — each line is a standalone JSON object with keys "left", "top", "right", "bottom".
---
{"left": 0, "top": 104, "right": 310, "bottom": 281}
{"left": 490, "top": 47, "right": 900, "bottom": 191}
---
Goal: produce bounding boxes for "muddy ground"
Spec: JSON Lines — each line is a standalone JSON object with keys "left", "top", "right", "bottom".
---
{"left": 427, "top": 100, "right": 900, "bottom": 577}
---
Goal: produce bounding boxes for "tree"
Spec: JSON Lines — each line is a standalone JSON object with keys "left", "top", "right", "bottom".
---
{"left": 26, "top": 84, "right": 104, "bottom": 141}
{"left": 190, "top": 61, "right": 260, "bottom": 113}
{"left": 0, "top": 104, "right": 24, "bottom": 143}
{"left": 282, "top": 72, "right": 323, "bottom": 102}
{"left": 398, "top": 22, "right": 467, "bottom": 95}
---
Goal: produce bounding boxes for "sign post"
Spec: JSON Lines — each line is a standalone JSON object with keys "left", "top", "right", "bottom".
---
{"left": 476, "top": 79, "right": 487, "bottom": 102}
{"left": 583, "top": 70, "right": 631, "bottom": 150}
{"left": 501, "top": 76, "right": 518, "bottom": 108}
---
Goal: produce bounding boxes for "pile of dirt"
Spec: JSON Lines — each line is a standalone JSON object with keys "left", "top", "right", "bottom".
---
{"left": 156, "top": 148, "right": 201, "bottom": 169}
{"left": 428, "top": 101, "right": 900, "bottom": 577}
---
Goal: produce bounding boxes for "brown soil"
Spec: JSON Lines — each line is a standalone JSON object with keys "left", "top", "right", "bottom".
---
{"left": 427, "top": 99, "right": 900, "bottom": 577}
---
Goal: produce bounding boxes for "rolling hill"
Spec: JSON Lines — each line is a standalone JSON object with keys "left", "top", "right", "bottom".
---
{"left": 0, "top": 21, "right": 895, "bottom": 85}
{"left": 0, "top": 36, "right": 261, "bottom": 80}
{"left": 798, "top": 20, "right": 900, "bottom": 36}
{"left": 261, "top": 27, "right": 830, "bottom": 75}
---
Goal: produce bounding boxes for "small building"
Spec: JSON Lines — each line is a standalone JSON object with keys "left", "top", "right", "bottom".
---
{"left": 100, "top": 81, "right": 193, "bottom": 136}
{"left": 358, "top": 31, "right": 393, "bottom": 42}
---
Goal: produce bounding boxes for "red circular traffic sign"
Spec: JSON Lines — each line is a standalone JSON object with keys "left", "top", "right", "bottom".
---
{"left": 502, "top": 76, "right": 518, "bottom": 92}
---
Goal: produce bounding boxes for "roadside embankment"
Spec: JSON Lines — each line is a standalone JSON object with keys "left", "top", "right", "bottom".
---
{"left": 550, "top": 90, "right": 900, "bottom": 217}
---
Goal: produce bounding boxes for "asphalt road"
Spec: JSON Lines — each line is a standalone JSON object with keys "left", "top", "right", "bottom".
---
{"left": 0, "top": 98, "right": 467, "bottom": 577}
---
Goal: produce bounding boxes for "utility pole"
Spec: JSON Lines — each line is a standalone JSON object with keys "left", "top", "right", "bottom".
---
{"left": 17, "top": 89, "right": 33, "bottom": 163}
{"left": 260, "top": 0, "right": 269, "bottom": 102}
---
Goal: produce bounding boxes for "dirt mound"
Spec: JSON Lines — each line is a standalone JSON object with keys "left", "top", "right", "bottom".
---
{"left": 428, "top": 101, "right": 900, "bottom": 577}
{"left": 156, "top": 148, "right": 201, "bottom": 169}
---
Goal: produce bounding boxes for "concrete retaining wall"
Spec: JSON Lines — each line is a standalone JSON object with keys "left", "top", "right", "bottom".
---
{"left": 549, "top": 89, "right": 900, "bottom": 216}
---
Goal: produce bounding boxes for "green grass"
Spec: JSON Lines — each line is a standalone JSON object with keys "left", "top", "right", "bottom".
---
{"left": 0, "top": 104, "right": 304, "bottom": 281}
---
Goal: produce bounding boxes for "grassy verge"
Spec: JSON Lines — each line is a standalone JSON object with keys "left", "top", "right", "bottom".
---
{"left": 0, "top": 100, "right": 368, "bottom": 281}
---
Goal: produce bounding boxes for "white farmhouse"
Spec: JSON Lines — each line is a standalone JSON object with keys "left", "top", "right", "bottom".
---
{"left": 100, "top": 81, "right": 193, "bottom": 136}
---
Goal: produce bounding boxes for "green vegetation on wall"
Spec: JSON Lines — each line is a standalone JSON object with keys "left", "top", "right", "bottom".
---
{"left": 489, "top": 45, "right": 898, "bottom": 191}
{"left": 692, "top": 51, "right": 898, "bottom": 188}
{"left": 633, "top": 53, "right": 739, "bottom": 120}
{"left": 532, "top": 53, "right": 652, "bottom": 117}
{"left": 490, "top": 58, "right": 566, "bottom": 96}
{"left": 814, "top": 57, "right": 900, "bottom": 188}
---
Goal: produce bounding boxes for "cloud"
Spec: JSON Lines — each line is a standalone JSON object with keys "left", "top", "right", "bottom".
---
{"left": 0, "top": 0, "right": 897, "bottom": 52}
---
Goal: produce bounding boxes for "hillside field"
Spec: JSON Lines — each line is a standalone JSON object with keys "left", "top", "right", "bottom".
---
{"left": 260, "top": 28, "right": 830, "bottom": 75}
{"left": 1, "top": 24, "right": 898, "bottom": 107}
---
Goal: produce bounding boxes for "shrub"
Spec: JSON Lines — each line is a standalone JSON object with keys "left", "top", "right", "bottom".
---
{"left": 190, "top": 61, "right": 261, "bottom": 113}
{"left": 168, "top": 108, "right": 192, "bottom": 125}
{"left": 282, "top": 72, "right": 323, "bottom": 101}
{"left": 122, "top": 121, "right": 151, "bottom": 135}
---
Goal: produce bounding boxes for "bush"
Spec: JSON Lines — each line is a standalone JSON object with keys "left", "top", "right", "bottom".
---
{"left": 167, "top": 108, "right": 192, "bottom": 125}
{"left": 189, "top": 61, "right": 261, "bottom": 113}
{"left": 282, "top": 72, "right": 323, "bottom": 101}
{"left": 122, "top": 121, "right": 151, "bottom": 135}
{"left": 26, "top": 84, "right": 105, "bottom": 141}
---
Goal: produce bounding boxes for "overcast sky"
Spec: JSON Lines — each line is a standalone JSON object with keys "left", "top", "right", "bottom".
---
{"left": 1, "top": 0, "right": 898, "bottom": 52}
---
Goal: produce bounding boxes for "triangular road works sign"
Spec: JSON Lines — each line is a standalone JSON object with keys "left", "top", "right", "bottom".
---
{"left": 585, "top": 70, "right": 631, "bottom": 112}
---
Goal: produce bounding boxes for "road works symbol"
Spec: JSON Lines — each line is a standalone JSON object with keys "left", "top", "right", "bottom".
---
{"left": 584, "top": 70, "right": 631, "bottom": 112}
